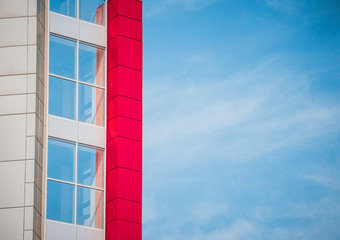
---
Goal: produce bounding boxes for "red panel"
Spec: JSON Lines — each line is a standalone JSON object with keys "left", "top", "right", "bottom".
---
{"left": 107, "top": 137, "right": 142, "bottom": 172}
{"left": 107, "top": 1, "right": 142, "bottom": 239}
{"left": 107, "top": 0, "right": 142, "bottom": 21}
{"left": 106, "top": 220, "right": 142, "bottom": 240}
{"left": 106, "top": 199, "right": 142, "bottom": 223}
{"left": 107, "top": 66, "right": 142, "bottom": 101}
{"left": 108, "top": 36, "right": 142, "bottom": 71}
{"left": 107, "top": 116, "right": 142, "bottom": 141}
{"left": 108, "top": 15, "right": 142, "bottom": 41}
{"left": 106, "top": 167, "right": 142, "bottom": 202}
{"left": 108, "top": 96, "right": 142, "bottom": 121}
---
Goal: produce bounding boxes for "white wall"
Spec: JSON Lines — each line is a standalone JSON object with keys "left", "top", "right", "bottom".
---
{"left": 0, "top": 0, "right": 46, "bottom": 239}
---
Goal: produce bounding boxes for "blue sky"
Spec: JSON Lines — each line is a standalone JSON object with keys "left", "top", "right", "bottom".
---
{"left": 142, "top": 1, "right": 340, "bottom": 239}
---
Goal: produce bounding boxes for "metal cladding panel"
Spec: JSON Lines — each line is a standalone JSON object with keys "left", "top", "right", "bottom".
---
{"left": 107, "top": 220, "right": 142, "bottom": 240}
{"left": 107, "top": 137, "right": 142, "bottom": 172}
{"left": 107, "top": 66, "right": 142, "bottom": 101}
{"left": 106, "top": 1, "right": 142, "bottom": 240}
{"left": 108, "top": 15, "right": 143, "bottom": 42}
{"left": 106, "top": 198, "right": 142, "bottom": 224}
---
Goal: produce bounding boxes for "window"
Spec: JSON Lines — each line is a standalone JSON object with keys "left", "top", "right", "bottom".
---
{"left": 47, "top": 138, "right": 75, "bottom": 182}
{"left": 46, "top": 138, "right": 104, "bottom": 228}
{"left": 50, "top": 0, "right": 76, "bottom": 18}
{"left": 49, "top": 35, "right": 76, "bottom": 79}
{"left": 47, "top": 180, "right": 75, "bottom": 223}
{"left": 78, "top": 83, "right": 105, "bottom": 126}
{"left": 49, "top": 75, "right": 76, "bottom": 120}
{"left": 49, "top": 34, "right": 105, "bottom": 126}
{"left": 50, "top": 0, "right": 105, "bottom": 26}
{"left": 78, "top": 43, "right": 105, "bottom": 86}
{"left": 79, "top": 0, "right": 105, "bottom": 25}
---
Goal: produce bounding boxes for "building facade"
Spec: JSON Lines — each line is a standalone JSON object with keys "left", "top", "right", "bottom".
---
{"left": 0, "top": 0, "right": 142, "bottom": 239}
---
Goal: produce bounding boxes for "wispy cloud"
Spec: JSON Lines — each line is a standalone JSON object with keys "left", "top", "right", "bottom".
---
{"left": 144, "top": 57, "right": 340, "bottom": 168}
{"left": 264, "top": 0, "right": 301, "bottom": 14}
{"left": 300, "top": 173, "right": 340, "bottom": 191}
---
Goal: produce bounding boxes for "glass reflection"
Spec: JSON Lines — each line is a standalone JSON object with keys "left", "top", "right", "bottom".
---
{"left": 47, "top": 180, "right": 74, "bottom": 224}
{"left": 77, "top": 145, "right": 104, "bottom": 188}
{"left": 47, "top": 138, "right": 75, "bottom": 182}
{"left": 77, "top": 186, "right": 103, "bottom": 228}
{"left": 78, "top": 84, "right": 104, "bottom": 126}
{"left": 49, "top": 75, "right": 76, "bottom": 120}
{"left": 49, "top": 35, "right": 76, "bottom": 79}
{"left": 79, "top": 43, "right": 105, "bottom": 86}
{"left": 50, "top": 0, "right": 76, "bottom": 17}
{"left": 79, "top": 0, "right": 105, "bottom": 25}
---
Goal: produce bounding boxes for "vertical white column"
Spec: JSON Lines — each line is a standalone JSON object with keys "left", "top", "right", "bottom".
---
{"left": 0, "top": 0, "right": 46, "bottom": 239}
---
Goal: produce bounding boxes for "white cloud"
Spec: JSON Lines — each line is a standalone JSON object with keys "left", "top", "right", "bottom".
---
{"left": 191, "top": 201, "right": 229, "bottom": 222}
{"left": 144, "top": 57, "right": 340, "bottom": 168}
{"left": 143, "top": 196, "right": 158, "bottom": 223}
{"left": 159, "top": 219, "right": 258, "bottom": 240}
{"left": 264, "top": 0, "right": 301, "bottom": 14}
{"left": 300, "top": 173, "right": 340, "bottom": 191}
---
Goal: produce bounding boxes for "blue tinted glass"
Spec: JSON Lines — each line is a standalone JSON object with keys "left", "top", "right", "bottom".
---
{"left": 50, "top": 0, "right": 76, "bottom": 17}
{"left": 77, "top": 186, "right": 103, "bottom": 228}
{"left": 47, "top": 180, "right": 74, "bottom": 224}
{"left": 47, "top": 138, "right": 75, "bottom": 182}
{"left": 79, "top": 0, "right": 105, "bottom": 25}
{"left": 49, "top": 35, "right": 76, "bottom": 79}
{"left": 78, "top": 84, "right": 105, "bottom": 126}
{"left": 49, "top": 75, "right": 76, "bottom": 119}
{"left": 78, "top": 43, "right": 105, "bottom": 86}
{"left": 77, "top": 146, "right": 104, "bottom": 188}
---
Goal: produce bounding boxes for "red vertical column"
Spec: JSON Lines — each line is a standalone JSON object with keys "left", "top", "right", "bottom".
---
{"left": 106, "top": 0, "right": 143, "bottom": 240}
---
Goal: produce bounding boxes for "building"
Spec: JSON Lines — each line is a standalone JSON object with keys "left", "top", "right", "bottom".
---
{"left": 0, "top": 0, "right": 143, "bottom": 240}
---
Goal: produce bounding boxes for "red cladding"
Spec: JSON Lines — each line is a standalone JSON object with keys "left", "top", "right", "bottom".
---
{"left": 108, "top": 96, "right": 142, "bottom": 121}
{"left": 107, "top": 0, "right": 142, "bottom": 21}
{"left": 108, "top": 15, "right": 142, "bottom": 41}
{"left": 106, "top": 167, "right": 142, "bottom": 203}
{"left": 107, "top": 66, "right": 142, "bottom": 101}
{"left": 108, "top": 36, "right": 143, "bottom": 71}
{"left": 107, "top": 0, "right": 142, "bottom": 239}
{"left": 106, "top": 199, "right": 142, "bottom": 223}
{"left": 107, "top": 137, "right": 142, "bottom": 172}
{"left": 106, "top": 220, "right": 142, "bottom": 240}
{"left": 107, "top": 116, "right": 142, "bottom": 141}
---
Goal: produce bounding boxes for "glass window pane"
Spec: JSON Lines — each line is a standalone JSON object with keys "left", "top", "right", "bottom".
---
{"left": 47, "top": 138, "right": 75, "bottom": 182}
{"left": 49, "top": 75, "right": 76, "bottom": 120}
{"left": 49, "top": 35, "right": 76, "bottom": 79}
{"left": 77, "top": 186, "right": 103, "bottom": 228}
{"left": 78, "top": 84, "right": 104, "bottom": 126}
{"left": 79, "top": 43, "right": 105, "bottom": 86}
{"left": 79, "top": 0, "right": 105, "bottom": 25}
{"left": 50, "top": 0, "right": 76, "bottom": 18}
{"left": 47, "top": 180, "right": 74, "bottom": 224}
{"left": 77, "top": 145, "right": 104, "bottom": 188}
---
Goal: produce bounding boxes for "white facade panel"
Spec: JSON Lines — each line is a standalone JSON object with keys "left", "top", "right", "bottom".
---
{"left": 46, "top": 221, "right": 76, "bottom": 240}
{"left": 0, "top": 208, "right": 24, "bottom": 240}
{"left": 50, "top": 12, "right": 77, "bottom": 39}
{"left": 0, "top": 46, "right": 28, "bottom": 75}
{"left": 0, "top": 0, "right": 27, "bottom": 18}
{"left": 77, "top": 226, "right": 105, "bottom": 240}
{"left": 0, "top": 17, "right": 28, "bottom": 47}
{"left": 0, "top": 75, "right": 27, "bottom": 95}
{"left": 0, "top": 161, "right": 25, "bottom": 207}
{"left": 78, "top": 122, "right": 106, "bottom": 148}
{"left": 0, "top": 115, "right": 27, "bottom": 161}
{"left": 48, "top": 115, "right": 77, "bottom": 142}
{"left": 79, "top": 21, "right": 106, "bottom": 47}
{"left": 0, "top": 94, "right": 27, "bottom": 115}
